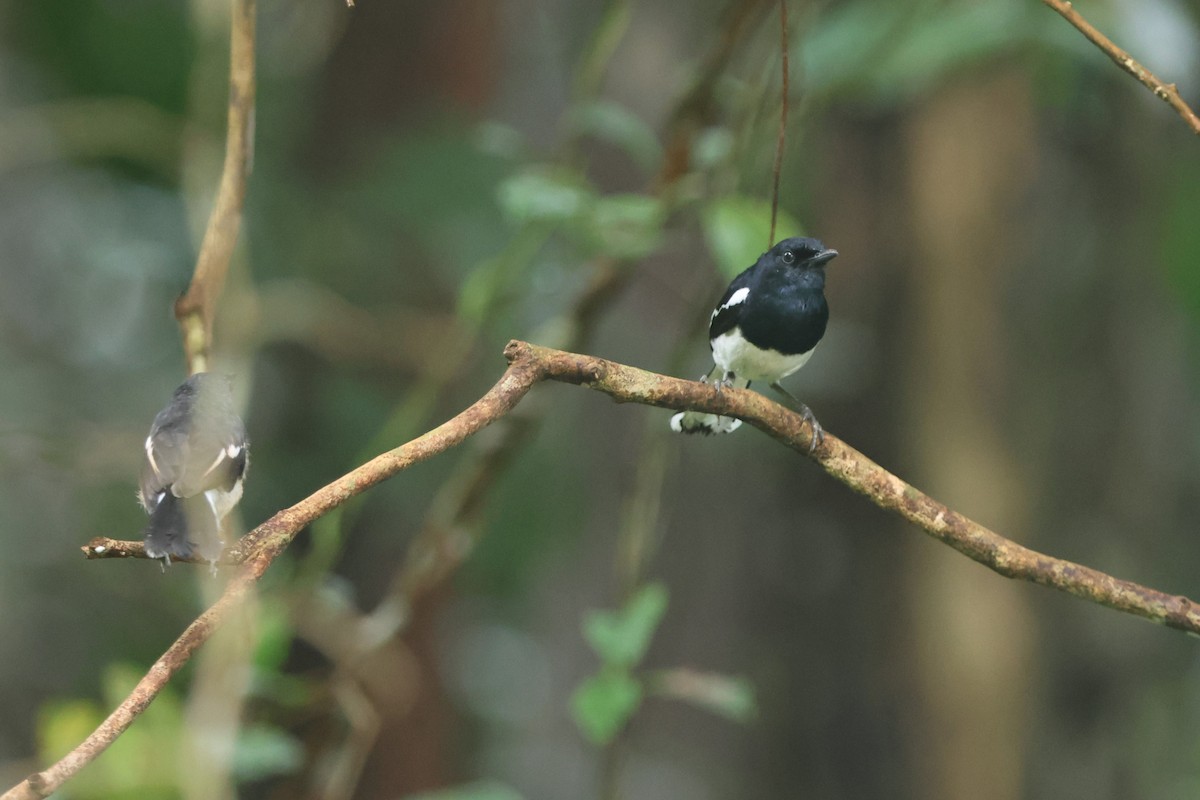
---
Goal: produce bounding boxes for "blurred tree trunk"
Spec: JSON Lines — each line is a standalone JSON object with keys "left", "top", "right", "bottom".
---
{"left": 898, "top": 72, "right": 1039, "bottom": 800}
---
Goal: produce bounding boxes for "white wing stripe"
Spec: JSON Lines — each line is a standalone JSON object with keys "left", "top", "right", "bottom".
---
{"left": 144, "top": 436, "right": 161, "bottom": 477}
{"left": 711, "top": 287, "right": 749, "bottom": 319}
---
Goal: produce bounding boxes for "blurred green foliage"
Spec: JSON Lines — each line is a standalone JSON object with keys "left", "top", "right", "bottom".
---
{"left": 572, "top": 668, "right": 644, "bottom": 746}
{"left": 566, "top": 101, "right": 663, "bottom": 171}
{"left": 407, "top": 780, "right": 526, "bottom": 800}
{"left": 38, "top": 665, "right": 182, "bottom": 799}
{"left": 582, "top": 582, "right": 668, "bottom": 669}
{"left": 37, "top": 663, "right": 304, "bottom": 796}
{"left": 703, "top": 194, "right": 804, "bottom": 278}
{"left": 571, "top": 583, "right": 669, "bottom": 744}
{"left": 4, "top": 0, "right": 1200, "bottom": 798}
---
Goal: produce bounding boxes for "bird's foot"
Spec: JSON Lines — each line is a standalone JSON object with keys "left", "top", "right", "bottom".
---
{"left": 798, "top": 404, "right": 824, "bottom": 453}
{"left": 698, "top": 371, "right": 737, "bottom": 391}
{"left": 769, "top": 382, "right": 824, "bottom": 453}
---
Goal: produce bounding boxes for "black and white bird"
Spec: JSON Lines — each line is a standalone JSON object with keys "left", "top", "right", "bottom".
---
{"left": 138, "top": 373, "right": 248, "bottom": 565}
{"left": 670, "top": 236, "right": 837, "bottom": 444}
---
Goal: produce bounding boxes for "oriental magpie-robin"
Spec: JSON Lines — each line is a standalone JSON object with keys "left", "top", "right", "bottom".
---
{"left": 670, "top": 236, "right": 837, "bottom": 445}
{"left": 138, "top": 373, "right": 248, "bottom": 565}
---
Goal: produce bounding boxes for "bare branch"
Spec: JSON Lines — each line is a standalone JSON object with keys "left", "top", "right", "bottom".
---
{"left": 7, "top": 359, "right": 544, "bottom": 800}
{"left": 26, "top": 339, "right": 1200, "bottom": 798}
{"left": 3, "top": 580, "right": 250, "bottom": 800}
{"left": 174, "top": 0, "right": 257, "bottom": 375}
{"left": 1042, "top": 0, "right": 1200, "bottom": 136}
{"left": 85, "top": 341, "right": 1200, "bottom": 634}
{"left": 502, "top": 341, "right": 1200, "bottom": 633}
{"left": 81, "top": 537, "right": 245, "bottom": 564}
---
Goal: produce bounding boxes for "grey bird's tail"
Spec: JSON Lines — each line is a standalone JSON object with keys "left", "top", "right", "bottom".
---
{"left": 669, "top": 365, "right": 749, "bottom": 435}
{"left": 142, "top": 491, "right": 223, "bottom": 564}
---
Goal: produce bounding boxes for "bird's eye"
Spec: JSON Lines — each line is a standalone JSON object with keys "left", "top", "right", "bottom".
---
{"left": 782, "top": 251, "right": 795, "bottom": 264}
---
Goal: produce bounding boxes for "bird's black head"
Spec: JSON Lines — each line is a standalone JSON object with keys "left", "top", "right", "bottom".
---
{"left": 769, "top": 237, "right": 838, "bottom": 270}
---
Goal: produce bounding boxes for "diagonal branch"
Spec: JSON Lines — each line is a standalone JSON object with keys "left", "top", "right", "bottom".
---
{"left": 8, "top": 358, "right": 545, "bottom": 800}
{"left": 86, "top": 340, "right": 1200, "bottom": 631}
{"left": 29, "top": 340, "right": 1200, "bottom": 798}
{"left": 502, "top": 341, "right": 1200, "bottom": 631}
{"left": 174, "top": 0, "right": 257, "bottom": 375}
{"left": 1042, "top": 0, "right": 1200, "bottom": 136}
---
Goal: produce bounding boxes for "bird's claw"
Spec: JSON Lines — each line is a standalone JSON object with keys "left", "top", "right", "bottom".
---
{"left": 710, "top": 372, "right": 736, "bottom": 392}
{"left": 801, "top": 406, "right": 824, "bottom": 453}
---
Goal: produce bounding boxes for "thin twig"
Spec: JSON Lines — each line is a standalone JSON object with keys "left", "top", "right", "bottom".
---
{"left": 769, "top": 0, "right": 789, "bottom": 245}
{"left": 174, "top": 0, "right": 257, "bottom": 375}
{"left": 1042, "top": 0, "right": 1200, "bottom": 136}
{"left": 81, "top": 537, "right": 232, "bottom": 563}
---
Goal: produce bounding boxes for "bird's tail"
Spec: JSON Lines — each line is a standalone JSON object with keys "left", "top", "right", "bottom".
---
{"left": 143, "top": 492, "right": 223, "bottom": 564}
{"left": 669, "top": 366, "right": 749, "bottom": 435}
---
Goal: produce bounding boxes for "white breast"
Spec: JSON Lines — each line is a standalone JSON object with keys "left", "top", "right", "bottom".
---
{"left": 711, "top": 328, "right": 815, "bottom": 383}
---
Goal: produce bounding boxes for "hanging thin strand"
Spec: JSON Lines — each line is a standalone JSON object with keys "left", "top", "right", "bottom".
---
{"left": 769, "top": 0, "right": 789, "bottom": 245}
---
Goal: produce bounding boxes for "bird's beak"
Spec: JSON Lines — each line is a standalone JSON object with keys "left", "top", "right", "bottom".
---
{"left": 811, "top": 248, "right": 838, "bottom": 266}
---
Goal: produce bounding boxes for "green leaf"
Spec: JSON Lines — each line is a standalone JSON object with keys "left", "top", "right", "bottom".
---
{"left": 582, "top": 582, "right": 669, "bottom": 668}
{"left": 570, "top": 668, "right": 643, "bottom": 744}
{"left": 703, "top": 196, "right": 804, "bottom": 279}
{"left": 496, "top": 167, "right": 594, "bottom": 224}
{"left": 585, "top": 194, "right": 665, "bottom": 259}
{"left": 407, "top": 780, "right": 526, "bottom": 800}
{"left": 567, "top": 101, "right": 662, "bottom": 171}
{"left": 232, "top": 725, "right": 305, "bottom": 782}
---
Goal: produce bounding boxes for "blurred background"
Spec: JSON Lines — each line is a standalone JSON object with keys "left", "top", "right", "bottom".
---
{"left": 2, "top": 0, "right": 1200, "bottom": 797}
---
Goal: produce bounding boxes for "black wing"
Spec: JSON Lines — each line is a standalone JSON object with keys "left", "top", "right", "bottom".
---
{"left": 708, "top": 266, "right": 756, "bottom": 340}
{"left": 139, "top": 387, "right": 199, "bottom": 510}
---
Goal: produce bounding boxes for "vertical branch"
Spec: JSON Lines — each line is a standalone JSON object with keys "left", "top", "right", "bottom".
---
{"left": 768, "top": 0, "right": 789, "bottom": 245}
{"left": 174, "top": 0, "right": 257, "bottom": 375}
